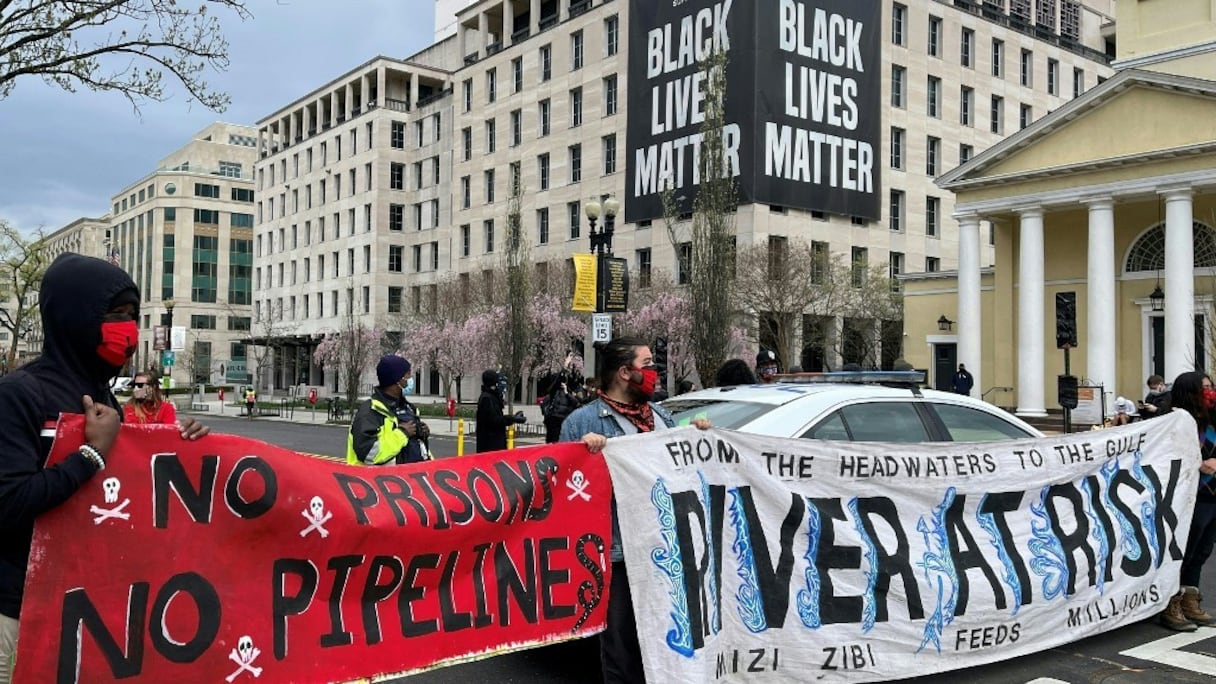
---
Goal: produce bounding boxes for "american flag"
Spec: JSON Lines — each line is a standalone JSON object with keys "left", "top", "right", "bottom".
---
{"left": 107, "top": 248, "right": 120, "bottom": 267}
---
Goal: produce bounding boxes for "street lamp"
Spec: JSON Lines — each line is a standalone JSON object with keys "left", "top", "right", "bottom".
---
{"left": 584, "top": 199, "right": 602, "bottom": 254}
{"left": 601, "top": 196, "right": 620, "bottom": 257}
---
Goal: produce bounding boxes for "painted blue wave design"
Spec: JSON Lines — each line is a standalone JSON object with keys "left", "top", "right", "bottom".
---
{"left": 1029, "top": 486, "right": 1069, "bottom": 600}
{"left": 848, "top": 497, "right": 879, "bottom": 633}
{"left": 697, "top": 472, "right": 720, "bottom": 635}
{"left": 976, "top": 493, "right": 1024, "bottom": 616}
{"left": 916, "top": 488, "right": 959, "bottom": 653}
{"left": 1131, "top": 450, "right": 1161, "bottom": 568}
{"left": 648, "top": 478, "right": 693, "bottom": 657}
{"left": 728, "top": 487, "right": 768, "bottom": 633}
{"left": 1100, "top": 458, "right": 1141, "bottom": 562}
{"left": 1079, "top": 477, "right": 1110, "bottom": 595}
{"left": 796, "top": 497, "right": 823, "bottom": 629}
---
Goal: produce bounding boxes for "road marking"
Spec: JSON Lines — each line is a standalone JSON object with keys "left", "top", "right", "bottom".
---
{"left": 1120, "top": 627, "right": 1216, "bottom": 676}
{"left": 1026, "top": 679, "right": 1071, "bottom": 684}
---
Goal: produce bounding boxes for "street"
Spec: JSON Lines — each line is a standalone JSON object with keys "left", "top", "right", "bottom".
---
{"left": 194, "top": 414, "right": 1216, "bottom": 683}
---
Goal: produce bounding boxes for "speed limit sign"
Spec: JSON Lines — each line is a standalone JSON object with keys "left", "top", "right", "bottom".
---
{"left": 592, "top": 314, "right": 612, "bottom": 343}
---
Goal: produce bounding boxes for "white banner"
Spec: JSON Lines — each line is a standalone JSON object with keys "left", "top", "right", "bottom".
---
{"left": 603, "top": 411, "right": 1200, "bottom": 682}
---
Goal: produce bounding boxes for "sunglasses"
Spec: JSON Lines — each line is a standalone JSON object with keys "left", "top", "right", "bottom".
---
{"left": 131, "top": 382, "right": 148, "bottom": 388}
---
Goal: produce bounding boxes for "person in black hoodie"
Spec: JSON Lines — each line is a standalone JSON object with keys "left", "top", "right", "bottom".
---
{"left": 475, "top": 369, "right": 526, "bottom": 453}
{"left": 0, "top": 254, "right": 209, "bottom": 681}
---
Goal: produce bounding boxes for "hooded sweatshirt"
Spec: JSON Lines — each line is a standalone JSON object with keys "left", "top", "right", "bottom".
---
{"left": 0, "top": 253, "right": 138, "bottom": 618}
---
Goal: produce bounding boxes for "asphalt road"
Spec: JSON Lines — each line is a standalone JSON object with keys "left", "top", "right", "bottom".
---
{"left": 193, "top": 414, "right": 1216, "bottom": 683}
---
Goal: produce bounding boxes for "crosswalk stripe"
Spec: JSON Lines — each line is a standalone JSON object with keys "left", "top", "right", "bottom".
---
{"left": 1120, "top": 627, "right": 1216, "bottom": 677}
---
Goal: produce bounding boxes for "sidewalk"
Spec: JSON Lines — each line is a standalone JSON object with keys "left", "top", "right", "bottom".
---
{"left": 177, "top": 395, "right": 548, "bottom": 443}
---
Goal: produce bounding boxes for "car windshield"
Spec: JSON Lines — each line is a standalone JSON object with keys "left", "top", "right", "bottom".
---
{"left": 663, "top": 398, "right": 775, "bottom": 430}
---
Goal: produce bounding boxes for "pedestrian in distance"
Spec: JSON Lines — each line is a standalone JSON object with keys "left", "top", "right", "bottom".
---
{"left": 951, "top": 363, "right": 975, "bottom": 396}
{"left": 1159, "top": 371, "right": 1216, "bottom": 632}
{"left": 244, "top": 386, "right": 256, "bottom": 418}
{"left": 541, "top": 375, "right": 578, "bottom": 443}
{"left": 0, "top": 254, "right": 209, "bottom": 683}
{"left": 715, "top": 358, "right": 757, "bottom": 387}
{"left": 346, "top": 355, "right": 432, "bottom": 466}
{"left": 123, "top": 369, "right": 177, "bottom": 425}
{"left": 476, "top": 369, "right": 526, "bottom": 453}
{"left": 560, "top": 336, "right": 710, "bottom": 684}
{"left": 1140, "top": 374, "right": 1171, "bottom": 419}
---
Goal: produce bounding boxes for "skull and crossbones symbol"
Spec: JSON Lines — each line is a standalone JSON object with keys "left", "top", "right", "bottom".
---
{"left": 89, "top": 477, "right": 131, "bottom": 525}
{"left": 566, "top": 470, "right": 591, "bottom": 502}
{"left": 299, "top": 496, "right": 332, "bottom": 538}
{"left": 225, "top": 635, "right": 263, "bottom": 681}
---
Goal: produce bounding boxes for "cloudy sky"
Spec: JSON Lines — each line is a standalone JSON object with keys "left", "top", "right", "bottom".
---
{"left": 0, "top": 1, "right": 439, "bottom": 233}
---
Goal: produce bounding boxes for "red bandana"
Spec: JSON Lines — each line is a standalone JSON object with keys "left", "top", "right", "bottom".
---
{"left": 599, "top": 391, "right": 654, "bottom": 433}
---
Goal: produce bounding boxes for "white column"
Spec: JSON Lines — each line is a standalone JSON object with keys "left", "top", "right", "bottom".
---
{"left": 1163, "top": 188, "right": 1195, "bottom": 380}
{"left": 478, "top": 12, "right": 488, "bottom": 53}
{"left": 504, "top": 0, "right": 515, "bottom": 44}
{"left": 1017, "top": 207, "right": 1046, "bottom": 417}
{"left": 1085, "top": 198, "right": 1116, "bottom": 409}
{"left": 957, "top": 214, "right": 983, "bottom": 398}
{"left": 531, "top": 0, "right": 540, "bottom": 34}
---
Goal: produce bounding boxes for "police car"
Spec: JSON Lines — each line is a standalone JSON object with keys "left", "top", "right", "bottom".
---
{"left": 663, "top": 371, "right": 1042, "bottom": 443}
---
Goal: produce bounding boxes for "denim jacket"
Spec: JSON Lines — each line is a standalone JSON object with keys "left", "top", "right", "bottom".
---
{"left": 560, "top": 397, "right": 675, "bottom": 562}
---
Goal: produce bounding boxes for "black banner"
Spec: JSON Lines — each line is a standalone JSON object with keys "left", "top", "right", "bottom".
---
{"left": 598, "top": 256, "right": 629, "bottom": 313}
{"left": 625, "top": 0, "right": 881, "bottom": 223}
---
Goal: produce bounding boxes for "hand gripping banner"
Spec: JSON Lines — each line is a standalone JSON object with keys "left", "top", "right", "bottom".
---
{"left": 602, "top": 412, "right": 1200, "bottom": 682}
{"left": 18, "top": 415, "right": 611, "bottom": 683}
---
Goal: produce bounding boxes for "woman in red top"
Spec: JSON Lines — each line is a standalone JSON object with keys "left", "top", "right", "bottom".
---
{"left": 123, "top": 371, "right": 177, "bottom": 424}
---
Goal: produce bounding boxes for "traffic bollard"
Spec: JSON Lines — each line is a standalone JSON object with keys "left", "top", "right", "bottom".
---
{"left": 456, "top": 419, "right": 465, "bottom": 457}
{"left": 508, "top": 424, "right": 515, "bottom": 450}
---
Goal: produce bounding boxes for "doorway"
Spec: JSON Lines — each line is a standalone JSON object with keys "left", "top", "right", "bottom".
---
{"left": 1149, "top": 314, "right": 1206, "bottom": 377}
{"left": 934, "top": 343, "right": 957, "bottom": 392}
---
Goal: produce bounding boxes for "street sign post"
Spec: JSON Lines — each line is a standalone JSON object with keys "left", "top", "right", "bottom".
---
{"left": 592, "top": 314, "right": 612, "bottom": 343}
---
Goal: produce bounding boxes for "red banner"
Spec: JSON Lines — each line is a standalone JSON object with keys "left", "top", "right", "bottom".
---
{"left": 17, "top": 415, "right": 611, "bottom": 683}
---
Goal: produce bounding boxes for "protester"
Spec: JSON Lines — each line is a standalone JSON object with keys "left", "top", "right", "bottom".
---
{"left": 715, "top": 358, "right": 757, "bottom": 387}
{"left": 346, "top": 355, "right": 431, "bottom": 465}
{"left": 951, "top": 363, "right": 974, "bottom": 395}
{"left": 676, "top": 379, "right": 696, "bottom": 395}
{"left": 1140, "top": 374, "right": 1171, "bottom": 419}
{"left": 0, "top": 254, "right": 208, "bottom": 682}
{"left": 476, "top": 369, "right": 526, "bottom": 453}
{"left": 123, "top": 369, "right": 177, "bottom": 424}
{"left": 1112, "top": 396, "right": 1139, "bottom": 425}
{"left": 755, "top": 349, "right": 780, "bottom": 383}
{"left": 560, "top": 336, "right": 709, "bottom": 683}
{"left": 1159, "top": 371, "right": 1216, "bottom": 631}
{"left": 541, "top": 375, "right": 578, "bottom": 443}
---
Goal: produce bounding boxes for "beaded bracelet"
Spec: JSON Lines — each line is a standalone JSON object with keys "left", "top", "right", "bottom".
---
{"left": 79, "top": 444, "right": 106, "bottom": 470}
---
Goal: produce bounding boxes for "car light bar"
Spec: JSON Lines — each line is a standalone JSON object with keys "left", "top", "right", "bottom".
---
{"left": 774, "top": 371, "right": 927, "bottom": 384}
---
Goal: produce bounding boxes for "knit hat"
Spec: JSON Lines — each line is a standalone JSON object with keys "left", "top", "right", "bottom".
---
{"left": 482, "top": 369, "right": 499, "bottom": 387}
{"left": 376, "top": 355, "right": 411, "bottom": 387}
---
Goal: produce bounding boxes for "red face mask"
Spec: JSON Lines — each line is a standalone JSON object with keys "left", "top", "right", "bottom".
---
{"left": 97, "top": 320, "right": 138, "bottom": 367}
{"left": 1204, "top": 387, "right": 1216, "bottom": 410}
{"left": 629, "top": 366, "right": 659, "bottom": 399}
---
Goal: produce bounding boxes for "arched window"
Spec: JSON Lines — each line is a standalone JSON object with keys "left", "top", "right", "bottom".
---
{"left": 1125, "top": 222, "right": 1216, "bottom": 273}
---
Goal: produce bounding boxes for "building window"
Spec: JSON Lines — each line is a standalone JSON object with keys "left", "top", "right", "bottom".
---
{"left": 568, "top": 201, "right": 580, "bottom": 240}
{"left": 193, "top": 208, "right": 219, "bottom": 224}
{"left": 570, "top": 87, "right": 583, "bottom": 127}
{"left": 992, "top": 39, "right": 1004, "bottom": 78}
{"left": 486, "top": 67, "right": 497, "bottom": 103}
{"left": 412, "top": 245, "right": 422, "bottom": 272}
{"left": 509, "top": 161, "right": 522, "bottom": 195}
{"left": 927, "top": 16, "right": 941, "bottom": 57}
{"left": 390, "top": 163, "right": 404, "bottom": 190}
{"left": 485, "top": 119, "right": 496, "bottom": 153}
{"left": 415, "top": 120, "right": 425, "bottom": 147}
{"left": 538, "top": 99, "right": 551, "bottom": 136}
{"left": 851, "top": 247, "right": 868, "bottom": 287}
{"left": 1020, "top": 48, "right": 1033, "bottom": 87}
{"left": 511, "top": 109, "right": 522, "bottom": 146}
{"left": 604, "top": 75, "right": 618, "bottom": 115}
{"left": 460, "top": 224, "right": 471, "bottom": 257}
{"left": 218, "top": 161, "right": 242, "bottom": 178}
{"left": 890, "top": 64, "right": 905, "bottom": 108}
{"left": 926, "top": 136, "right": 940, "bottom": 176}
{"left": 537, "top": 208, "right": 550, "bottom": 244}
{"left": 461, "top": 176, "right": 471, "bottom": 208}
{"left": 889, "top": 252, "right": 904, "bottom": 285}
{"left": 891, "top": 3, "right": 906, "bottom": 46}
{"left": 191, "top": 235, "right": 218, "bottom": 303}
{"left": 991, "top": 95, "right": 1004, "bottom": 134}
{"left": 810, "top": 241, "right": 828, "bottom": 285}
{"left": 388, "top": 286, "right": 403, "bottom": 313}
{"left": 1047, "top": 58, "right": 1059, "bottom": 96}
{"left": 391, "top": 121, "right": 405, "bottom": 149}
{"left": 231, "top": 213, "right": 254, "bottom": 228}
{"left": 1073, "top": 67, "right": 1085, "bottom": 98}
{"left": 602, "top": 134, "right": 617, "bottom": 175}
{"left": 571, "top": 30, "right": 584, "bottom": 70}
{"left": 389, "top": 245, "right": 403, "bottom": 272}
{"left": 462, "top": 78, "right": 472, "bottom": 112}
{"left": 1020, "top": 103, "right": 1033, "bottom": 129}
{"left": 636, "top": 248, "right": 652, "bottom": 288}
{"left": 605, "top": 15, "right": 619, "bottom": 55}
{"left": 677, "top": 243, "right": 692, "bottom": 285}
{"left": 484, "top": 219, "right": 494, "bottom": 253}
{"left": 538, "top": 154, "right": 551, "bottom": 190}
{"left": 462, "top": 127, "right": 472, "bottom": 161}
{"left": 961, "top": 28, "right": 974, "bottom": 67}
{"left": 229, "top": 238, "right": 251, "bottom": 305}
{"left": 927, "top": 76, "right": 941, "bottom": 118}
{"left": 389, "top": 204, "right": 404, "bottom": 231}
{"left": 569, "top": 144, "right": 582, "bottom": 183}
{"left": 926, "top": 256, "right": 941, "bottom": 272}
{"left": 960, "top": 86, "right": 974, "bottom": 126}
{"left": 512, "top": 56, "right": 523, "bottom": 93}
{"left": 194, "top": 183, "right": 219, "bottom": 198}
{"left": 926, "top": 196, "right": 940, "bottom": 237}
{"left": 889, "top": 190, "right": 904, "bottom": 232}
{"left": 959, "top": 143, "right": 974, "bottom": 163}
{"left": 889, "top": 127, "right": 904, "bottom": 169}
{"left": 485, "top": 169, "right": 495, "bottom": 203}
{"left": 540, "top": 44, "right": 552, "bottom": 81}
{"left": 231, "top": 188, "right": 254, "bottom": 202}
